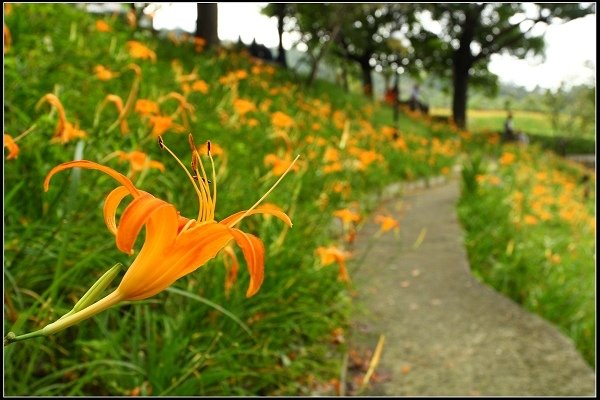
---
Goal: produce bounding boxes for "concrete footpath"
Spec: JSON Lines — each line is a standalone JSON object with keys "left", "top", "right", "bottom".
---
{"left": 349, "top": 179, "right": 596, "bottom": 396}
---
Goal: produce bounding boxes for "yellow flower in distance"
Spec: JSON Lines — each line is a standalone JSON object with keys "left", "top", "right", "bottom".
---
{"left": 36, "top": 135, "right": 299, "bottom": 338}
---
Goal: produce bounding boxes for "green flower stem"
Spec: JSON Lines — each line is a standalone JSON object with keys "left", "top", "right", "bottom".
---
{"left": 4, "top": 290, "right": 124, "bottom": 346}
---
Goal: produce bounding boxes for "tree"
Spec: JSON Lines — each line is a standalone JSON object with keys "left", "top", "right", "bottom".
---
{"left": 262, "top": 3, "right": 289, "bottom": 68}
{"left": 196, "top": 3, "right": 219, "bottom": 49}
{"left": 413, "top": 3, "right": 596, "bottom": 129}
{"left": 334, "top": 4, "right": 413, "bottom": 99}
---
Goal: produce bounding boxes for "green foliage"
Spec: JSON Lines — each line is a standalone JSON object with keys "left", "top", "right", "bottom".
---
{"left": 458, "top": 145, "right": 596, "bottom": 367}
{"left": 3, "top": 3, "right": 468, "bottom": 396}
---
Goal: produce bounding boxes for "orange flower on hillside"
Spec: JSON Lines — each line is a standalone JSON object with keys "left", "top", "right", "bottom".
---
{"left": 271, "top": 111, "right": 294, "bottom": 129}
{"left": 4, "top": 23, "right": 11, "bottom": 54}
{"left": 499, "top": 152, "right": 516, "bottom": 166}
{"left": 194, "top": 36, "right": 206, "bottom": 52}
{"left": 95, "top": 20, "right": 112, "bottom": 32}
{"left": 264, "top": 153, "right": 300, "bottom": 176}
{"left": 135, "top": 99, "right": 160, "bottom": 116}
{"left": 98, "top": 94, "right": 129, "bottom": 134}
{"left": 94, "top": 65, "right": 119, "bottom": 81}
{"left": 159, "top": 92, "right": 195, "bottom": 129}
{"left": 27, "top": 135, "right": 299, "bottom": 339}
{"left": 375, "top": 214, "right": 400, "bottom": 234}
{"left": 233, "top": 98, "right": 257, "bottom": 116}
{"left": 316, "top": 246, "right": 352, "bottom": 282}
{"left": 334, "top": 208, "right": 360, "bottom": 225}
{"left": 4, "top": 134, "right": 19, "bottom": 160}
{"left": 36, "top": 94, "right": 87, "bottom": 144}
{"left": 191, "top": 80, "right": 209, "bottom": 94}
{"left": 126, "top": 40, "right": 156, "bottom": 62}
{"left": 148, "top": 115, "right": 183, "bottom": 138}
{"left": 112, "top": 150, "right": 165, "bottom": 177}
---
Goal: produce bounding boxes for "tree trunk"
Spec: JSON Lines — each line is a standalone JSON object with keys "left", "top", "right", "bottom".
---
{"left": 275, "top": 4, "right": 287, "bottom": 68}
{"left": 360, "top": 59, "right": 373, "bottom": 98}
{"left": 452, "top": 62, "right": 469, "bottom": 129}
{"left": 196, "top": 3, "right": 219, "bottom": 49}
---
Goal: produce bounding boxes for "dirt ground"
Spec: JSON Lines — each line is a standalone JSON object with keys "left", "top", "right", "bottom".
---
{"left": 347, "top": 179, "right": 596, "bottom": 396}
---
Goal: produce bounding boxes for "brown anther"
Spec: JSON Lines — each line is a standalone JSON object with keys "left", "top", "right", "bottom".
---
{"left": 187, "top": 133, "right": 197, "bottom": 153}
{"left": 191, "top": 174, "right": 211, "bottom": 183}
{"left": 157, "top": 136, "right": 164, "bottom": 149}
{"left": 207, "top": 140, "right": 211, "bottom": 156}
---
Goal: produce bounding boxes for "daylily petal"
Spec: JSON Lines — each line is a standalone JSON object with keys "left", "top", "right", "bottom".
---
{"left": 116, "top": 193, "right": 175, "bottom": 254}
{"left": 44, "top": 160, "right": 140, "bottom": 197}
{"left": 117, "top": 202, "right": 180, "bottom": 299}
{"left": 122, "top": 222, "right": 233, "bottom": 300}
{"left": 229, "top": 228, "right": 265, "bottom": 297}
{"left": 220, "top": 204, "right": 292, "bottom": 228}
{"left": 104, "top": 186, "right": 132, "bottom": 235}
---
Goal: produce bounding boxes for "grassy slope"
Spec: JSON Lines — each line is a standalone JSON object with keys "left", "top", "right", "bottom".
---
{"left": 3, "top": 4, "right": 466, "bottom": 396}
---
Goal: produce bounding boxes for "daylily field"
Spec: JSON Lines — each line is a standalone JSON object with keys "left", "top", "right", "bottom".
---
{"left": 3, "top": 4, "right": 596, "bottom": 395}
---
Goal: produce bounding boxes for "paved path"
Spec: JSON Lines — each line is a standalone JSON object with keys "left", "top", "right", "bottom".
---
{"left": 349, "top": 179, "right": 596, "bottom": 396}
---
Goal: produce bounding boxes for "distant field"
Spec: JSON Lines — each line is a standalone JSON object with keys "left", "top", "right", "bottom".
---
{"left": 430, "top": 108, "right": 595, "bottom": 138}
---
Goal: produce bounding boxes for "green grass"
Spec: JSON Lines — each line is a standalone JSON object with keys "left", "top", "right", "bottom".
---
{"left": 3, "top": 4, "right": 470, "bottom": 395}
{"left": 458, "top": 144, "right": 596, "bottom": 367}
{"left": 430, "top": 108, "right": 596, "bottom": 154}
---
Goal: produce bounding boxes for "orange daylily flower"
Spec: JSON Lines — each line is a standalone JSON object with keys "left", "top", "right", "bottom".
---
{"left": 271, "top": 111, "right": 294, "bottom": 129}
{"left": 4, "top": 134, "right": 20, "bottom": 160}
{"left": 375, "top": 214, "right": 400, "bottom": 233}
{"left": 194, "top": 36, "right": 206, "bottom": 52}
{"left": 191, "top": 80, "right": 209, "bottom": 94}
{"left": 135, "top": 99, "right": 160, "bottom": 116}
{"left": 38, "top": 135, "right": 298, "bottom": 337}
{"left": 99, "top": 94, "right": 129, "bottom": 134}
{"left": 95, "top": 20, "right": 112, "bottom": 32}
{"left": 126, "top": 40, "right": 156, "bottom": 62}
{"left": 148, "top": 115, "right": 184, "bottom": 138}
{"left": 316, "top": 246, "right": 352, "bottom": 282}
{"left": 499, "top": 152, "right": 516, "bottom": 166}
{"left": 159, "top": 92, "right": 195, "bottom": 129}
{"left": 4, "top": 23, "right": 11, "bottom": 54}
{"left": 334, "top": 208, "right": 360, "bottom": 224}
{"left": 94, "top": 65, "right": 119, "bottom": 81}
{"left": 233, "top": 98, "right": 256, "bottom": 116}
{"left": 264, "top": 153, "right": 300, "bottom": 176}
{"left": 112, "top": 150, "right": 165, "bottom": 177}
{"left": 36, "top": 94, "right": 87, "bottom": 144}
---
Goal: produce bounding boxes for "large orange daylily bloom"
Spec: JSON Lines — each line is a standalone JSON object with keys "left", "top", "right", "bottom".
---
{"left": 29, "top": 135, "right": 299, "bottom": 339}
{"left": 44, "top": 134, "right": 297, "bottom": 302}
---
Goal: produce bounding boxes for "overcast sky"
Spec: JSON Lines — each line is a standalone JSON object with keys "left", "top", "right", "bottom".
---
{"left": 151, "top": 3, "right": 596, "bottom": 91}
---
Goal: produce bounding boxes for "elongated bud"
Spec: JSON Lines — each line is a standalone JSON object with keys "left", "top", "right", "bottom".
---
{"left": 61, "top": 263, "right": 123, "bottom": 319}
